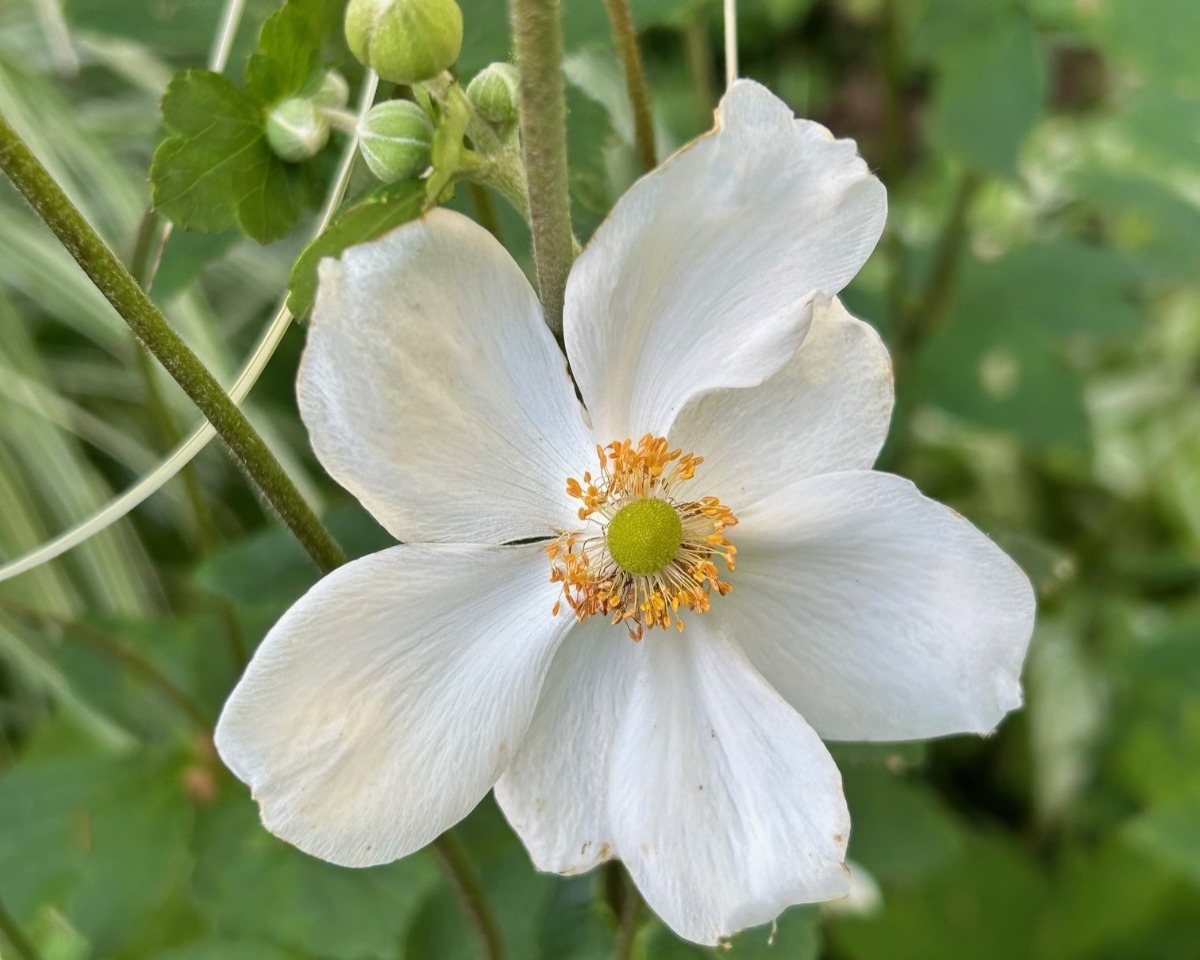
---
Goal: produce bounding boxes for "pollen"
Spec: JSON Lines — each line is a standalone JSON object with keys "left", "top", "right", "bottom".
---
{"left": 548, "top": 434, "right": 738, "bottom": 640}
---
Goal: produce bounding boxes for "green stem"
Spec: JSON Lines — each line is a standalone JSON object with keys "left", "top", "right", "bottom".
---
{"left": 0, "top": 897, "right": 43, "bottom": 960}
{"left": 460, "top": 149, "right": 531, "bottom": 223}
{"left": 683, "top": 9, "right": 718, "bottom": 129}
{"left": 0, "top": 111, "right": 346, "bottom": 575}
{"left": 612, "top": 877, "right": 643, "bottom": 960}
{"left": 128, "top": 212, "right": 247, "bottom": 669}
{"left": 432, "top": 833, "right": 506, "bottom": 960}
{"left": 509, "top": 0, "right": 575, "bottom": 336}
{"left": 893, "top": 170, "right": 980, "bottom": 383}
{"left": 469, "top": 182, "right": 504, "bottom": 242}
{"left": 0, "top": 596, "right": 212, "bottom": 733}
{"left": 604, "top": 0, "right": 657, "bottom": 171}
{"left": 880, "top": 0, "right": 907, "bottom": 331}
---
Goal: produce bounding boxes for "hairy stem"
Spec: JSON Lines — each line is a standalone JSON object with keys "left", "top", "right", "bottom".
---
{"left": 604, "top": 0, "right": 657, "bottom": 171}
{"left": 0, "top": 112, "right": 346, "bottom": 575}
{"left": 460, "top": 148, "right": 531, "bottom": 223}
{"left": 129, "top": 213, "right": 247, "bottom": 668}
{"left": 432, "top": 833, "right": 506, "bottom": 960}
{"left": 510, "top": 0, "right": 575, "bottom": 336}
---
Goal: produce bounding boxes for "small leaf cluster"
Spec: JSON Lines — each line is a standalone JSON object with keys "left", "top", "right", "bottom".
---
{"left": 150, "top": 0, "right": 343, "bottom": 243}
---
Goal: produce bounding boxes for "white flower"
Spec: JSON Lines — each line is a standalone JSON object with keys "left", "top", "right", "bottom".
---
{"left": 214, "top": 80, "right": 1035, "bottom": 945}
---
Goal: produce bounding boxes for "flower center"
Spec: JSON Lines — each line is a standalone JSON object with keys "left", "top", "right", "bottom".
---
{"left": 606, "top": 498, "right": 683, "bottom": 575}
{"left": 548, "top": 434, "right": 738, "bottom": 640}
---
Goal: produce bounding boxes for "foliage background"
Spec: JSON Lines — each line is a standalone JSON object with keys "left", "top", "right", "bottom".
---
{"left": 1, "top": 0, "right": 1199, "bottom": 957}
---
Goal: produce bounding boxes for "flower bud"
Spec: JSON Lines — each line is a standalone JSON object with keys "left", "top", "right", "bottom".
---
{"left": 466, "top": 62, "right": 519, "bottom": 130}
{"left": 344, "top": 0, "right": 463, "bottom": 86}
{"left": 358, "top": 100, "right": 434, "bottom": 181}
{"left": 266, "top": 98, "right": 330, "bottom": 163}
{"left": 313, "top": 70, "right": 350, "bottom": 109}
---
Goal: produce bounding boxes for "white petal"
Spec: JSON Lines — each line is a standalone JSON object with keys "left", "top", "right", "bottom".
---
{"left": 725, "top": 471, "right": 1036, "bottom": 741}
{"left": 669, "top": 294, "right": 894, "bottom": 511}
{"left": 300, "top": 209, "right": 593, "bottom": 543}
{"left": 494, "top": 616, "right": 640, "bottom": 875}
{"left": 214, "top": 542, "right": 570, "bottom": 868}
{"left": 609, "top": 623, "right": 850, "bottom": 946}
{"left": 564, "top": 79, "right": 886, "bottom": 442}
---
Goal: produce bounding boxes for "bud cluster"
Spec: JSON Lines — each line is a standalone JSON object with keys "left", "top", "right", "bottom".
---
{"left": 344, "top": 0, "right": 463, "bottom": 86}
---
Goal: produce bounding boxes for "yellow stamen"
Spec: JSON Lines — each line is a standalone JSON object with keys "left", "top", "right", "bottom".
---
{"left": 547, "top": 434, "right": 738, "bottom": 640}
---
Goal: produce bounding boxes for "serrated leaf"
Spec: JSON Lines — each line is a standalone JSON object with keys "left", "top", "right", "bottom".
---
{"left": 246, "top": 0, "right": 340, "bottom": 105}
{"left": 151, "top": 70, "right": 301, "bottom": 243}
{"left": 287, "top": 180, "right": 428, "bottom": 316}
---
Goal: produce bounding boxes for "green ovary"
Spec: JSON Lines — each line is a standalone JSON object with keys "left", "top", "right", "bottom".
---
{"left": 606, "top": 497, "right": 683, "bottom": 576}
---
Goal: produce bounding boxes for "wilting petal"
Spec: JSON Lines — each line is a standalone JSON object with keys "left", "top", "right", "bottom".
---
{"left": 214, "top": 542, "right": 570, "bottom": 867}
{"left": 724, "top": 471, "right": 1036, "bottom": 741}
{"left": 609, "top": 622, "right": 850, "bottom": 945}
{"left": 670, "top": 294, "right": 893, "bottom": 511}
{"left": 565, "top": 79, "right": 886, "bottom": 443}
{"left": 495, "top": 616, "right": 640, "bottom": 875}
{"left": 300, "top": 209, "right": 593, "bottom": 544}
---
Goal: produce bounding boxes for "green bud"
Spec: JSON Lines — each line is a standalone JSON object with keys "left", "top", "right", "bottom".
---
{"left": 466, "top": 62, "right": 519, "bottom": 130}
{"left": 312, "top": 70, "right": 350, "bottom": 109}
{"left": 266, "top": 98, "right": 330, "bottom": 163}
{"left": 344, "top": 0, "right": 463, "bottom": 86}
{"left": 358, "top": 100, "right": 434, "bottom": 181}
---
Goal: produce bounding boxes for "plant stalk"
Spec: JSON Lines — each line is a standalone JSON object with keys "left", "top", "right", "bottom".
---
{"left": 0, "top": 596, "right": 213, "bottom": 732}
{"left": 0, "top": 897, "right": 43, "bottom": 960}
{"left": 612, "top": 877, "right": 643, "bottom": 960}
{"left": 432, "top": 833, "right": 506, "bottom": 960}
{"left": 604, "top": 0, "right": 657, "bottom": 171}
{"left": 0, "top": 111, "right": 346, "bottom": 575}
{"left": 509, "top": 0, "right": 575, "bottom": 336}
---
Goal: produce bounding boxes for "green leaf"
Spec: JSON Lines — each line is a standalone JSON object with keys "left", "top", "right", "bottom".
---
{"left": 151, "top": 70, "right": 300, "bottom": 243}
{"left": 246, "top": 0, "right": 341, "bottom": 105}
{"left": 1040, "top": 838, "right": 1200, "bottom": 960}
{"left": 1090, "top": 0, "right": 1200, "bottom": 91}
{"left": 1126, "top": 803, "right": 1200, "bottom": 890}
{"left": 192, "top": 789, "right": 438, "bottom": 959}
{"left": 406, "top": 800, "right": 553, "bottom": 959}
{"left": 287, "top": 180, "right": 428, "bottom": 316}
{"left": 829, "top": 835, "right": 1047, "bottom": 960}
{"left": 535, "top": 875, "right": 615, "bottom": 960}
{"left": 841, "top": 767, "right": 964, "bottom": 884}
{"left": 0, "top": 750, "right": 194, "bottom": 955}
{"left": 928, "top": 9, "right": 1046, "bottom": 177}
{"left": 150, "top": 940, "right": 302, "bottom": 960}
{"left": 912, "top": 243, "right": 1128, "bottom": 455}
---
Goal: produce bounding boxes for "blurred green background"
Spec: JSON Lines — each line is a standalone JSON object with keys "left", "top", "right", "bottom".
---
{"left": 1, "top": 0, "right": 1199, "bottom": 957}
